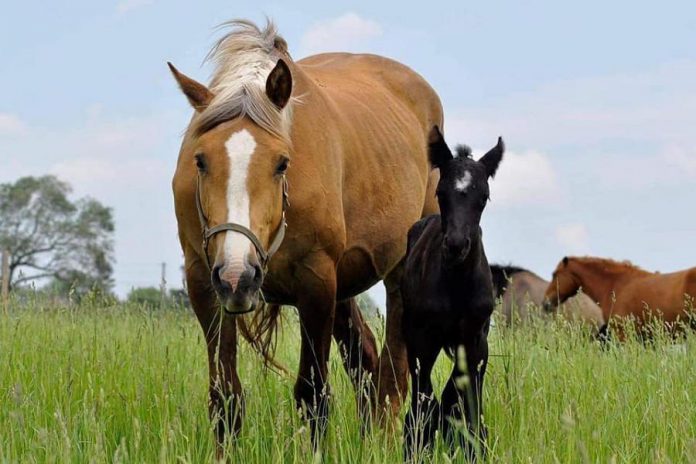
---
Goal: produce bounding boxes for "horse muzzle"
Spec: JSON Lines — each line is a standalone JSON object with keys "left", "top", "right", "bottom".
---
{"left": 443, "top": 237, "right": 472, "bottom": 265}
{"left": 542, "top": 298, "right": 556, "bottom": 313}
{"left": 211, "top": 262, "right": 263, "bottom": 314}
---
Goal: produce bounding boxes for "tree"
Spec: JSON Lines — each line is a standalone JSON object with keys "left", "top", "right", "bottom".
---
{"left": 127, "top": 287, "right": 161, "bottom": 308}
{"left": 0, "top": 176, "right": 115, "bottom": 294}
{"left": 127, "top": 286, "right": 190, "bottom": 309}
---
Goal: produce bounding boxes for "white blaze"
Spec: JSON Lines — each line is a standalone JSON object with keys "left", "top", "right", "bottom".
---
{"left": 222, "top": 129, "right": 256, "bottom": 276}
{"left": 455, "top": 170, "right": 472, "bottom": 192}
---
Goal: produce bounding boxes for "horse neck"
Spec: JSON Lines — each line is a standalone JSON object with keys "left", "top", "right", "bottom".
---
{"left": 571, "top": 260, "right": 648, "bottom": 316}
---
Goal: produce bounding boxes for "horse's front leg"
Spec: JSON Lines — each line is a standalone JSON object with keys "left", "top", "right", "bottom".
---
{"left": 441, "top": 322, "right": 490, "bottom": 461}
{"left": 185, "top": 251, "right": 243, "bottom": 456}
{"left": 403, "top": 323, "right": 441, "bottom": 462}
{"left": 294, "top": 254, "right": 338, "bottom": 447}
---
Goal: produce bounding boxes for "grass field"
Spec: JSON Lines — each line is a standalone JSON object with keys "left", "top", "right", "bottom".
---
{"left": 1, "top": 300, "right": 695, "bottom": 463}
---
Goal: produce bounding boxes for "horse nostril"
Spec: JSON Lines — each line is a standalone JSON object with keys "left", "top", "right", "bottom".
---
{"left": 251, "top": 263, "right": 263, "bottom": 284}
{"left": 212, "top": 265, "right": 232, "bottom": 292}
{"left": 445, "top": 236, "right": 465, "bottom": 255}
{"left": 212, "top": 265, "right": 222, "bottom": 285}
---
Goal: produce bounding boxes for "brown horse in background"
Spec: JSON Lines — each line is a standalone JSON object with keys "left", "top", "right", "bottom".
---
{"left": 490, "top": 264, "right": 604, "bottom": 328}
{"left": 543, "top": 256, "right": 696, "bottom": 337}
{"left": 169, "top": 20, "right": 441, "bottom": 449}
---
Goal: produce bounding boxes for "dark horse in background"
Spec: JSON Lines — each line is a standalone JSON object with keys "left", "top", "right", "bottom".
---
{"left": 402, "top": 127, "right": 504, "bottom": 461}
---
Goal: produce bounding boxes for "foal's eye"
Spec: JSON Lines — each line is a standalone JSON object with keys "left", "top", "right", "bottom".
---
{"left": 276, "top": 157, "right": 289, "bottom": 175}
{"left": 194, "top": 154, "right": 207, "bottom": 172}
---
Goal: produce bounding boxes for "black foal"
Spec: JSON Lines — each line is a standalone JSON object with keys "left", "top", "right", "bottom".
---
{"left": 402, "top": 126, "right": 504, "bottom": 461}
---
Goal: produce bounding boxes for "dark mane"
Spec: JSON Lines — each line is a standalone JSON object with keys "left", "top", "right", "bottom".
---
{"left": 455, "top": 145, "right": 472, "bottom": 158}
{"left": 489, "top": 264, "right": 530, "bottom": 298}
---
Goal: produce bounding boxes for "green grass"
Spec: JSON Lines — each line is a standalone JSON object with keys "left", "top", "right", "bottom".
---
{"left": 1, "top": 301, "right": 696, "bottom": 463}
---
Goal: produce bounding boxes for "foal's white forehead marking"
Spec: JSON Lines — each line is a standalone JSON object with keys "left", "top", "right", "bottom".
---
{"left": 454, "top": 170, "right": 473, "bottom": 192}
{"left": 223, "top": 129, "right": 256, "bottom": 267}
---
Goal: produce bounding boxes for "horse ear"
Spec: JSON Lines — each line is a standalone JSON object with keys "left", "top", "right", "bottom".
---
{"left": 266, "top": 59, "right": 293, "bottom": 109}
{"left": 168, "top": 62, "right": 213, "bottom": 112}
{"left": 480, "top": 136, "right": 505, "bottom": 178}
{"left": 427, "top": 126, "right": 453, "bottom": 169}
{"left": 563, "top": 256, "right": 569, "bottom": 266}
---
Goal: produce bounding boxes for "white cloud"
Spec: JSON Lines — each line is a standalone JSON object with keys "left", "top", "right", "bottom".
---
{"left": 487, "top": 149, "right": 562, "bottom": 208}
{"left": 445, "top": 116, "right": 563, "bottom": 208}
{"left": 0, "top": 113, "right": 27, "bottom": 136}
{"left": 555, "top": 223, "right": 590, "bottom": 255}
{"left": 300, "top": 13, "right": 383, "bottom": 56}
{"left": 116, "top": 0, "right": 153, "bottom": 15}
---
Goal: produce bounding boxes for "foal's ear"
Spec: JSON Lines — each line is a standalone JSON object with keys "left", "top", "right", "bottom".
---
{"left": 167, "top": 62, "right": 214, "bottom": 112}
{"left": 563, "top": 256, "right": 569, "bottom": 267}
{"left": 266, "top": 59, "right": 293, "bottom": 109}
{"left": 427, "top": 126, "right": 453, "bottom": 169}
{"left": 480, "top": 136, "right": 505, "bottom": 178}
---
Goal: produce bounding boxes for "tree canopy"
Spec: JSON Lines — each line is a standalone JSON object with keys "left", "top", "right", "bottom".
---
{"left": 0, "top": 175, "right": 115, "bottom": 295}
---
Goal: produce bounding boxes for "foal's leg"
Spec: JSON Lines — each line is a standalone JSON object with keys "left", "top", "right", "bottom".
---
{"left": 376, "top": 265, "right": 410, "bottom": 418}
{"left": 404, "top": 326, "right": 441, "bottom": 462}
{"left": 185, "top": 252, "right": 243, "bottom": 456}
{"left": 294, "top": 254, "right": 338, "bottom": 447}
{"left": 440, "top": 324, "right": 490, "bottom": 461}
{"left": 333, "top": 297, "right": 379, "bottom": 426}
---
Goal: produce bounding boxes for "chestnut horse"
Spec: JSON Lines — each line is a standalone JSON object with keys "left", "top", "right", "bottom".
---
{"left": 543, "top": 256, "right": 696, "bottom": 337}
{"left": 169, "top": 20, "right": 441, "bottom": 447}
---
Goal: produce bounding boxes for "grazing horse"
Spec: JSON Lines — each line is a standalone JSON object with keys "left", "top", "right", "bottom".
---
{"left": 402, "top": 128, "right": 504, "bottom": 461}
{"left": 543, "top": 256, "right": 696, "bottom": 337}
{"left": 169, "top": 20, "right": 442, "bottom": 449}
{"left": 490, "top": 264, "right": 604, "bottom": 328}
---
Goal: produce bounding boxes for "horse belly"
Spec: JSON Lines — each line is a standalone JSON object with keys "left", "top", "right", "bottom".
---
{"left": 336, "top": 246, "right": 380, "bottom": 300}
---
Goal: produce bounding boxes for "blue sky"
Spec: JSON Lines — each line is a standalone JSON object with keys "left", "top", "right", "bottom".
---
{"left": 1, "top": 1, "right": 695, "bottom": 307}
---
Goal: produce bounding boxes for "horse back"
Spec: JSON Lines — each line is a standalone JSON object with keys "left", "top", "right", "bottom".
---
{"left": 293, "top": 53, "right": 443, "bottom": 284}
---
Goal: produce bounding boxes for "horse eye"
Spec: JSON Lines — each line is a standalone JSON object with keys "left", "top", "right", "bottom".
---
{"left": 276, "top": 157, "right": 289, "bottom": 175}
{"left": 194, "top": 154, "right": 207, "bottom": 172}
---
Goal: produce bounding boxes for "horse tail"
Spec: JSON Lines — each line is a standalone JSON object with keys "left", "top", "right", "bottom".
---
{"left": 237, "top": 303, "right": 288, "bottom": 376}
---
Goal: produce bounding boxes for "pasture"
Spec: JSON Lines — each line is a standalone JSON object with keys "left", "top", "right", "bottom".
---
{"left": 2, "top": 299, "right": 695, "bottom": 463}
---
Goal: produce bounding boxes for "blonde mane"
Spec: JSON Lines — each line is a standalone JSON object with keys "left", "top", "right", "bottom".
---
{"left": 195, "top": 19, "right": 296, "bottom": 141}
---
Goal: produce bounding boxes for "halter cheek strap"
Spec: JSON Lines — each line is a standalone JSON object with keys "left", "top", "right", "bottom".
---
{"left": 195, "top": 173, "right": 289, "bottom": 309}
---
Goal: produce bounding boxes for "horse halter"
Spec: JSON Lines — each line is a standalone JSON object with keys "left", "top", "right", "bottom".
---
{"left": 195, "top": 172, "right": 289, "bottom": 278}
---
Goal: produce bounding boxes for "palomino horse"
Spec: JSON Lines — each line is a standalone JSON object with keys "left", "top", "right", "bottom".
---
{"left": 402, "top": 130, "right": 504, "bottom": 461}
{"left": 169, "top": 20, "right": 441, "bottom": 447}
{"left": 543, "top": 256, "right": 696, "bottom": 337}
{"left": 490, "top": 264, "right": 604, "bottom": 328}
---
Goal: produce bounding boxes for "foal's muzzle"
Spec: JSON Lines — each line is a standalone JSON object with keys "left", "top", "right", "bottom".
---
{"left": 443, "top": 234, "right": 472, "bottom": 264}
